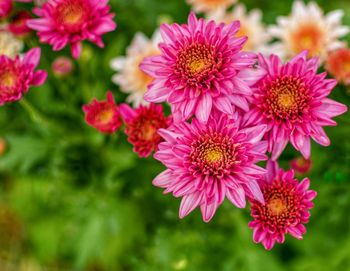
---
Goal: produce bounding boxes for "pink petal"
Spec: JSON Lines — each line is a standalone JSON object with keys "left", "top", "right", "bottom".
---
{"left": 226, "top": 186, "right": 246, "bottom": 208}
{"left": 23, "top": 47, "right": 41, "bottom": 67}
{"left": 200, "top": 199, "right": 218, "bottom": 222}
{"left": 119, "top": 103, "right": 136, "bottom": 123}
{"left": 195, "top": 93, "right": 212, "bottom": 123}
{"left": 30, "top": 70, "right": 47, "bottom": 86}
{"left": 179, "top": 192, "right": 202, "bottom": 219}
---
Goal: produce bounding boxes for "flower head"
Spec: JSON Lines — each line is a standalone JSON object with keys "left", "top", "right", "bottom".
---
{"left": 186, "top": 0, "right": 236, "bottom": 14}
{"left": 290, "top": 156, "right": 312, "bottom": 175}
{"left": 153, "top": 112, "right": 268, "bottom": 222}
{"left": 9, "top": 11, "right": 33, "bottom": 37}
{"left": 209, "top": 4, "right": 270, "bottom": 52}
{"left": 27, "top": 0, "right": 117, "bottom": 59}
{"left": 82, "top": 91, "right": 122, "bottom": 134}
{"left": 141, "top": 13, "right": 262, "bottom": 123}
{"left": 0, "top": 47, "right": 47, "bottom": 106}
{"left": 268, "top": 1, "right": 349, "bottom": 61}
{"left": 249, "top": 161, "right": 317, "bottom": 250}
{"left": 52, "top": 56, "right": 73, "bottom": 77}
{"left": 119, "top": 103, "right": 170, "bottom": 158}
{"left": 0, "top": 0, "right": 12, "bottom": 18}
{"left": 326, "top": 48, "right": 350, "bottom": 85}
{"left": 111, "top": 30, "right": 161, "bottom": 107}
{"left": 244, "top": 52, "right": 348, "bottom": 160}
{"left": 0, "top": 27, "right": 23, "bottom": 57}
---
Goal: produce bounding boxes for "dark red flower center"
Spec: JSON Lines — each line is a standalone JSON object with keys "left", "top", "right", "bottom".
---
{"left": 261, "top": 75, "right": 311, "bottom": 122}
{"left": 176, "top": 43, "right": 217, "bottom": 84}
{"left": 189, "top": 132, "right": 239, "bottom": 177}
{"left": 251, "top": 180, "right": 302, "bottom": 229}
{"left": 55, "top": 0, "right": 89, "bottom": 32}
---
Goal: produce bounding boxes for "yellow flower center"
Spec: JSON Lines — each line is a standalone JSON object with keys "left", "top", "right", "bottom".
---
{"left": 291, "top": 23, "right": 324, "bottom": 57}
{"left": 57, "top": 0, "right": 86, "bottom": 28}
{"left": 141, "top": 123, "right": 156, "bottom": 141}
{"left": 268, "top": 198, "right": 287, "bottom": 216}
{"left": 205, "top": 147, "right": 224, "bottom": 163}
{"left": 97, "top": 109, "right": 114, "bottom": 124}
{"left": 277, "top": 92, "right": 296, "bottom": 109}
{"left": 0, "top": 71, "right": 17, "bottom": 88}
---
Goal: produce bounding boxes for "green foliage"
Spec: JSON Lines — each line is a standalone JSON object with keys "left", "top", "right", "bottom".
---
{"left": 0, "top": 0, "right": 350, "bottom": 270}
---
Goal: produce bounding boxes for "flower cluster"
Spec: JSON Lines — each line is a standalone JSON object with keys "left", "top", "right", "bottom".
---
{"left": 135, "top": 10, "right": 346, "bottom": 250}
{"left": 1, "top": 0, "right": 349, "bottom": 253}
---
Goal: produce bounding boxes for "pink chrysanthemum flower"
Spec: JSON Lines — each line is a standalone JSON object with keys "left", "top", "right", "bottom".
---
{"left": 141, "top": 13, "right": 263, "bottom": 123}
{"left": 27, "top": 0, "right": 117, "bottom": 59}
{"left": 249, "top": 161, "right": 317, "bottom": 250}
{"left": 244, "top": 52, "right": 348, "bottom": 160}
{"left": 0, "top": 47, "right": 47, "bottom": 106}
{"left": 119, "top": 103, "right": 171, "bottom": 158}
{"left": 152, "top": 112, "right": 268, "bottom": 222}
{"left": 82, "top": 91, "right": 122, "bottom": 134}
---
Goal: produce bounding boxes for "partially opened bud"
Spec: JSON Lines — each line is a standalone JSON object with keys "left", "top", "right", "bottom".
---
{"left": 52, "top": 56, "right": 73, "bottom": 77}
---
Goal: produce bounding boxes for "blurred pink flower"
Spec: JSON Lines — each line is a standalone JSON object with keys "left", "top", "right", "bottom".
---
{"left": 244, "top": 52, "right": 348, "bottom": 160}
{"left": 0, "top": 0, "right": 12, "bottom": 18}
{"left": 249, "top": 160, "right": 317, "bottom": 250}
{"left": 27, "top": 0, "right": 117, "bottom": 59}
{"left": 290, "top": 156, "right": 312, "bottom": 175}
{"left": 119, "top": 103, "right": 171, "bottom": 158}
{"left": 0, "top": 47, "right": 47, "bottom": 105}
{"left": 82, "top": 91, "right": 122, "bottom": 134}
{"left": 8, "top": 11, "right": 33, "bottom": 37}
{"left": 52, "top": 56, "right": 73, "bottom": 77}
{"left": 152, "top": 112, "right": 268, "bottom": 222}
{"left": 141, "top": 12, "right": 264, "bottom": 123}
{"left": 268, "top": 1, "right": 349, "bottom": 61}
{"left": 326, "top": 48, "right": 350, "bottom": 85}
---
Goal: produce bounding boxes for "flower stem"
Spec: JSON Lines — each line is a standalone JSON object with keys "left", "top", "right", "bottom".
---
{"left": 19, "top": 98, "right": 52, "bottom": 128}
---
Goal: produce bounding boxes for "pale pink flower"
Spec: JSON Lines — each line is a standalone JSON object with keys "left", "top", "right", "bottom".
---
{"left": 249, "top": 161, "right": 317, "bottom": 250}
{"left": 153, "top": 112, "right": 268, "bottom": 222}
{"left": 186, "top": 0, "right": 237, "bottom": 14}
{"left": 0, "top": 27, "right": 23, "bottom": 58}
{"left": 111, "top": 30, "right": 161, "bottom": 107}
{"left": 268, "top": 1, "right": 349, "bottom": 61}
{"left": 27, "top": 0, "right": 117, "bottom": 59}
{"left": 244, "top": 52, "right": 348, "bottom": 160}
{"left": 209, "top": 4, "right": 270, "bottom": 52}
{"left": 0, "top": 47, "right": 47, "bottom": 105}
{"left": 141, "top": 12, "right": 264, "bottom": 123}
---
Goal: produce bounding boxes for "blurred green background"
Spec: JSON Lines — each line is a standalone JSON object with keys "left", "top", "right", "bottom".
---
{"left": 0, "top": 0, "right": 350, "bottom": 270}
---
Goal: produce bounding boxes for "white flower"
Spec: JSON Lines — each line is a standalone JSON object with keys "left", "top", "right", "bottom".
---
{"left": 209, "top": 4, "right": 270, "bottom": 52}
{"left": 110, "top": 30, "right": 161, "bottom": 107}
{"left": 0, "top": 27, "right": 23, "bottom": 58}
{"left": 268, "top": 0, "right": 350, "bottom": 61}
{"left": 186, "top": 0, "right": 237, "bottom": 14}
